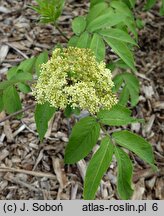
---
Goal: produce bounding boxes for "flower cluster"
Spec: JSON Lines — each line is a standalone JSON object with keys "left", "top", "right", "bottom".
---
{"left": 33, "top": 47, "right": 117, "bottom": 114}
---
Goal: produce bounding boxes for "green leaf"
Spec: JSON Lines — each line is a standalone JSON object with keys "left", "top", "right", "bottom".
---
{"left": 64, "top": 105, "right": 80, "bottom": 118}
{"left": 72, "top": 16, "right": 86, "bottom": 35}
{"left": 104, "top": 37, "right": 136, "bottom": 71}
{"left": 54, "top": 0, "right": 65, "bottom": 21}
{"left": 124, "top": 0, "right": 136, "bottom": 8}
{"left": 90, "top": 0, "right": 105, "bottom": 8}
{"left": 72, "top": 107, "right": 81, "bottom": 116}
{"left": 87, "top": 8, "right": 125, "bottom": 32}
{"left": 129, "top": 0, "right": 136, "bottom": 8}
{"left": 17, "top": 57, "right": 36, "bottom": 73}
{"left": 7, "top": 66, "right": 18, "bottom": 80}
{"left": 76, "top": 32, "right": 91, "bottom": 48}
{"left": 144, "top": 0, "right": 156, "bottom": 10}
{"left": 112, "top": 130, "right": 156, "bottom": 170}
{"left": 68, "top": 35, "right": 79, "bottom": 47}
{"left": 110, "top": 1, "right": 133, "bottom": 18}
{"left": 115, "top": 146, "right": 133, "bottom": 200}
{"left": 0, "top": 92, "right": 4, "bottom": 112}
{"left": 113, "top": 73, "right": 139, "bottom": 106}
{"left": 98, "top": 104, "right": 139, "bottom": 126}
{"left": 0, "top": 79, "right": 32, "bottom": 91}
{"left": 125, "top": 18, "right": 138, "bottom": 39}
{"left": 72, "top": 108, "right": 81, "bottom": 116}
{"left": 64, "top": 105, "right": 73, "bottom": 118}
{"left": 35, "top": 51, "right": 48, "bottom": 77}
{"left": 113, "top": 59, "right": 130, "bottom": 70}
{"left": 160, "top": 0, "right": 164, "bottom": 15}
{"left": 87, "top": 2, "right": 108, "bottom": 23}
{"left": 31, "top": 0, "right": 65, "bottom": 24}
{"left": 35, "top": 102, "right": 56, "bottom": 141}
{"left": 0, "top": 80, "right": 17, "bottom": 91}
{"left": 118, "top": 85, "right": 130, "bottom": 106}
{"left": 84, "top": 136, "right": 114, "bottom": 200}
{"left": 7, "top": 66, "right": 33, "bottom": 81}
{"left": 136, "top": 18, "right": 144, "bottom": 29}
{"left": 90, "top": 33, "right": 105, "bottom": 61}
{"left": 107, "top": 62, "right": 116, "bottom": 72}
{"left": 64, "top": 116, "right": 100, "bottom": 164}
{"left": 17, "top": 83, "right": 31, "bottom": 93}
{"left": 3, "top": 86, "right": 22, "bottom": 115}
{"left": 100, "top": 28, "right": 137, "bottom": 45}
{"left": 113, "top": 73, "right": 124, "bottom": 92}
{"left": 10, "top": 71, "right": 33, "bottom": 81}
{"left": 122, "top": 73, "right": 139, "bottom": 106}
{"left": 54, "top": 43, "right": 63, "bottom": 49}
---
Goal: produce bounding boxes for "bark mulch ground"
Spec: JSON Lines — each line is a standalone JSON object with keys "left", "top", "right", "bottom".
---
{"left": 0, "top": 0, "right": 163, "bottom": 200}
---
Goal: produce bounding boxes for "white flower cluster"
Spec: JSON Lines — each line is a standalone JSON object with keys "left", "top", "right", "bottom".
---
{"left": 33, "top": 47, "right": 117, "bottom": 114}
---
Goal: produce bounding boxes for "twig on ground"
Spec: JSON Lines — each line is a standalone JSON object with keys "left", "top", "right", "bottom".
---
{"left": 0, "top": 104, "right": 35, "bottom": 124}
{"left": 4, "top": 172, "right": 43, "bottom": 193}
{"left": 0, "top": 166, "right": 56, "bottom": 179}
{"left": 5, "top": 42, "right": 29, "bottom": 59}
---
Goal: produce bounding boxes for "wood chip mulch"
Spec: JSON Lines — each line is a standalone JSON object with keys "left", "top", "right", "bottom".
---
{"left": 0, "top": 0, "right": 163, "bottom": 200}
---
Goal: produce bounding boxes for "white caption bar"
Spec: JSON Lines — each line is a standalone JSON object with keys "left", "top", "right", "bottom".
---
{"left": 0, "top": 200, "right": 163, "bottom": 216}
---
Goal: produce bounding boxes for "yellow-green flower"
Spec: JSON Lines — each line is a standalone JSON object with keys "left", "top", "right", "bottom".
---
{"left": 33, "top": 47, "right": 117, "bottom": 114}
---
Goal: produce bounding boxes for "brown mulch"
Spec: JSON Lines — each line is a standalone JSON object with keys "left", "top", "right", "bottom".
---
{"left": 0, "top": 0, "right": 163, "bottom": 200}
